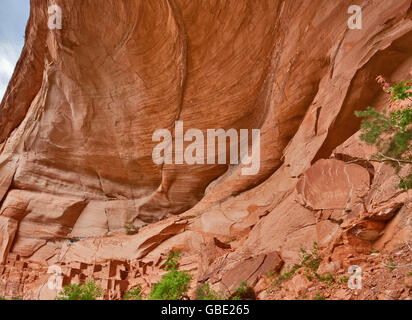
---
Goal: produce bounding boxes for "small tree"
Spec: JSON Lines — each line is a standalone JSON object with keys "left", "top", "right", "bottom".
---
{"left": 355, "top": 80, "right": 412, "bottom": 191}
{"left": 124, "top": 222, "right": 139, "bottom": 235}
{"left": 231, "top": 282, "right": 255, "bottom": 300}
{"left": 123, "top": 285, "right": 143, "bottom": 300}
{"left": 149, "top": 251, "right": 192, "bottom": 300}
{"left": 196, "top": 283, "right": 225, "bottom": 300}
{"left": 56, "top": 281, "right": 103, "bottom": 300}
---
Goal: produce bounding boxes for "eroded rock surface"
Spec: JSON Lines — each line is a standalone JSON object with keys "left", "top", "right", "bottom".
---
{"left": 0, "top": 0, "right": 411, "bottom": 299}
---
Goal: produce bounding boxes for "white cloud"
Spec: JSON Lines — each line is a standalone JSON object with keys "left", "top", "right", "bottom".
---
{"left": 0, "top": 56, "right": 14, "bottom": 76}
{"left": 0, "top": 0, "right": 30, "bottom": 102}
{"left": 0, "top": 42, "right": 21, "bottom": 100}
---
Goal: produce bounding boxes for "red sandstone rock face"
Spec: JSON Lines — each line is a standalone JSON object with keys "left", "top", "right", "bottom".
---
{"left": 0, "top": 0, "right": 411, "bottom": 299}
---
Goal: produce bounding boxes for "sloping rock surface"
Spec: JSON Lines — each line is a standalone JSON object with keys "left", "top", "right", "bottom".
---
{"left": 0, "top": 0, "right": 411, "bottom": 299}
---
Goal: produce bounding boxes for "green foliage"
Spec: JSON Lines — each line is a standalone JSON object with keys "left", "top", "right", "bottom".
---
{"left": 313, "top": 292, "right": 326, "bottom": 300}
{"left": 56, "top": 281, "right": 103, "bottom": 300}
{"left": 388, "top": 80, "right": 412, "bottom": 102}
{"left": 304, "top": 268, "right": 313, "bottom": 281}
{"left": 355, "top": 107, "right": 412, "bottom": 155}
{"left": 196, "top": 281, "right": 255, "bottom": 300}
{"left": 299, "top": 242, "right": 322, "bottom": 272}
{"left": 408, "top": 271, "right": 412, "bottom": 276}
{"left": 149, "top": 270, "right": 192, "bottom": 300}
{"left": 355, "top": 80, "right": 412, "bottom": 191}
{"left": 301, "top": 244, "right": 334, "bottom": 286}
{"left": 337, "top": 276, "right": 349, "bottom": 285}
{"left": 355, "top": 107, "right": 391, "bottom": 145}
{"left": 164, "top": 250, "right": 180, "bottom": 271}
{"left": 196, "top": 283, "right": 224, "bottom": 300}
{"left": 0, "top": 296, "right": 21, "bottom": 300}
{"left": 316, "top": 273, "right": 335, "bottom": 287}
{"left": 231, "top": 282, "right": 255, "bottom": 300}
{"left": 124, "top": 222, "right": 139, "bottom": 235}
{"left": 282, "top": 264, "right": 301, "bottom": 280}
{"left": 399, "top": 173, "right": 412, "bottom": 191}
{"left": 225, "top": 237, "right": 237, "bottom": 244}
{"left": 387, "top": 257, "right": 396, "bottom": 272}
{"left": 149, "top": 250, "right": 192, "bottom": 300}
{"left": 266, "top": 267, "right": 276, "bottom": 278}
{"left": 123, "top": 285, "right": 143, "bottom": 300}
{"left": 268, "top": 242, "right": 322, "bottom": 292}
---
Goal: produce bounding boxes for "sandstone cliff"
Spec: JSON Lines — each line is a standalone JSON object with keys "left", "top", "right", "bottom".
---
{"left": 0, "top": 0, "right": 411, "bottom": 300}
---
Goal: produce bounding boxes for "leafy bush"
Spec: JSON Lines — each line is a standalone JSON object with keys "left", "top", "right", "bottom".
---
{"left": 355, "top": 80, "right": 412, "bottom": 191}
{"left": 149, "top": 270, "right": 192, "bottom": 300}
{"left": 164, "top": 250, "right": 180, "bottom": 271}
{"left": 124, "top": 222, "right": 139, "bottom": 235}
{"left": 388, "top": 80, "right": 412, "bottom": 101}
{"left": 316, "top": 273, "right": 335, "bottom": 287}
{"left": 265, "top": 267, "right": 276, "bottom": 278}
{"left": 196, "top": 281, "right": 255, "bottom": 300}
{"left": 195, "top": 283, "right": 224, "bottom": 300}
{"left": 149, "top": 251, "right": 192, "bottom": 300}
{"left": 313, "top": 292, "right": 326, "bottom": 300}
{"left": 277, "top": 264, "right": 301, "bottom": 282}
{"left": 337, "top": 276, "right": 349, "bottom": 285}
{"left": 123, "top": 285, "right": 143, "bottom": 300}
{"left": 299, "top": 242, "right": 322, "bottom": 272}
{"left": 387, "top": 257, "right": 396, "bottom": 272}
{"left": 268, "top": 242, "right": 324, "bottom": 292}
{"left": 56, "top": 281, "right": 103, "bottom": 300}
{"left": 231, "top": 282, "right": 255, "bottom": 300}
{"left": 0, "top": 296, "right": 21, "bottom": 300}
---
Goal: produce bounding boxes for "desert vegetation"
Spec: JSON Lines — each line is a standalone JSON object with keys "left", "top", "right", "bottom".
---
{"left": 355, "top": 80, "right": 412, "bottom": 191}
{"left": 56, "top": 281, "right": 103, "bottom": 300}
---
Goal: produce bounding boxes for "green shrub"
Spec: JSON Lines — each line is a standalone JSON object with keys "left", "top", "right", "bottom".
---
{"left": 337, "top": 276, "right": 349, "bottom": 285}
{"left": 123, "top": 285, "right": 143, "bottom": 300}
{"left": 316, "top": 273, "right": 335, "bottom": 287}
{"left": 388, "top": 80, "right": 412, "bottom": 102}
{"left": 149, "top": 250, "right": 192, "bottom": 300}
{"left": 124, "top": 222, "right": 139, "bottom": 235}
{"left": 265, "top": 267, "right": 276, "bottom": 278}
{"left": 299, "top": 242, "right": 322, "bottom": 272}
{"left": 196, "top": 283, "right": 224, "bottom": 300}
{"left": 355, "top": 80, "right": 412, "bottom": 191}
{"left": 313, "top": 292, "right": 326, "bottom": 300}
{"left": 164, "top": 250, "right": 180, "bottom": 271}
{"left": 387, "top": 257, "right": 396, "bottom": 272}
{"left": 231, "top": 282, "right": 255, "bottom": 300}
{"left": 149, "top": 270, "right": 192, "bottom": 300}
{"left": 56, "top": 281, "right": 103, "bottom": 300}
{"left": 278, "top": 264, "right": 301, "bottom": 282}
{"left": 268, "top": 242, "right": 322, "bottom": 291}
{"left": 399, "top": 174, "right": 412, "bottom": 191}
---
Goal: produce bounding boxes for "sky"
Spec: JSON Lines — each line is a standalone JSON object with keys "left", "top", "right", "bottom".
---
{"left": 0, "top": 0, "right": 30, "bottom": 101}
